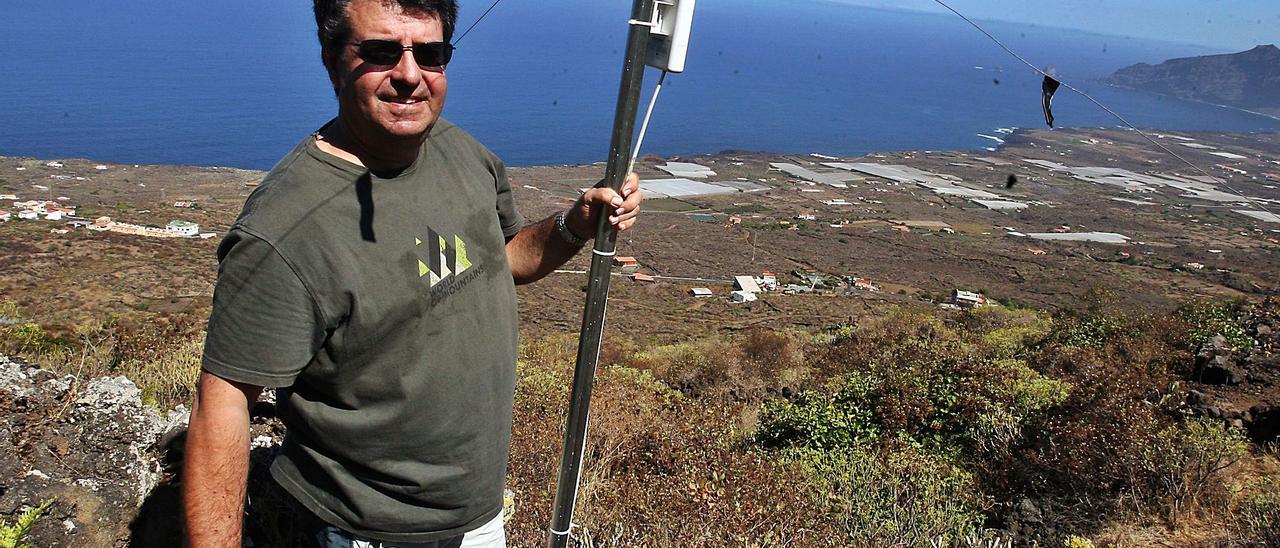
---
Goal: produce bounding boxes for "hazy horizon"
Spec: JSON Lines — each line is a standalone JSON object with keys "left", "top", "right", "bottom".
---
{"left": 1, "top": 1, "right": 1276, "bottom": 169}
{"left": 806, "top": 0, "right": 1278, "bottom": 51}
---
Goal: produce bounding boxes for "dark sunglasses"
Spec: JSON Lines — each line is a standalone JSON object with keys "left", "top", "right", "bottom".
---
{"left": 349, "top": 40, "right": 454, "bottom": 68}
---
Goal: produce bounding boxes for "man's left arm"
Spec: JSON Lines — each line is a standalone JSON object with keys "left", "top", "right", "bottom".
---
{"left": 506, "top": 173, "right": 642, "bottom": 285}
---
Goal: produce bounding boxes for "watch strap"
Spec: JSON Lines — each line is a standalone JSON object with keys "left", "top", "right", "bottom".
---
{"left": 555, "top": 211, "right": 590, "bottom": 247}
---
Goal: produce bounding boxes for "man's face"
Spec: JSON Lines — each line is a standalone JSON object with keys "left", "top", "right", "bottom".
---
{"left": 327, "top": 0, "right": 448, "bottom": 149}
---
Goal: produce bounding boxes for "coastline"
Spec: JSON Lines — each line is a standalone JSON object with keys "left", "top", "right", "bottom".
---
{"left": 3, "top": 126, "right": 1278, "bottom": 324}
{"left": 1099, "top": 82, "right": 1280, "bottom": 123}
{"left": 2, "top": 123, "right": 1279, "bottom": 179}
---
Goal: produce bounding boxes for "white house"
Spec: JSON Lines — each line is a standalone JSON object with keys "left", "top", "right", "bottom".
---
{"left": 758, "top": 272, "right": 778, "bottom": 291}
{"left": 689, "top": 288, "right": 713, "bottom": 297}
{"left": 730, "top": 290, "right": 758, "bottom": 303}
{"left": 952, "top": 289, "right": 987, "bottom": 308}
{"left": 18, "top": 210, "right": 39, "bottom": 220}
{"left": 166, "top": 220, "right": 200, "bottom": 237}
{"left": 45, "top": 211, "right": 65, "bottom": 221}
{"left": 734, "top": 275, "right": 762, "bottom": 293}
{"left": 852, "top": 278, "right": 880, "bottom": 292}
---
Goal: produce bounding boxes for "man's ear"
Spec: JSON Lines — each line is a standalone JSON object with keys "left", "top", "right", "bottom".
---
{"left": 323, "top": 52, "right": 342, "bottom": 94}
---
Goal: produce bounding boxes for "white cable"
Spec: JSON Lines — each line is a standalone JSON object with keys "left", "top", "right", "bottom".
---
{"left": 628, "top": 70, "right": 669, "bottom": 175}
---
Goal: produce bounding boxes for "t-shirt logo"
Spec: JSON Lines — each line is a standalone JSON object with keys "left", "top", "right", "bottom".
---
{"left": 416, "top": 228, "right": 473, "bottom": 287}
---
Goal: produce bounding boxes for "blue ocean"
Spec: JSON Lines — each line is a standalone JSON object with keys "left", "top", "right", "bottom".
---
{"left": 0, "top": 0, "right": 1276, "bottom": 170}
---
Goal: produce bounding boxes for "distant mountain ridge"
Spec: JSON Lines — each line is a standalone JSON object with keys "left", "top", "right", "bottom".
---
{"left": 1103, "top": 45, "right": 1280, "bottom": 117}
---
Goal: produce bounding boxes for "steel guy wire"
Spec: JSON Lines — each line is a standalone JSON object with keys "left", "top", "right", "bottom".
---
{"left": 931, "top": 0, "right": 1277, "bottom": 219}
{"left": 452, "top": 0, "right": 505, "bottom": 46}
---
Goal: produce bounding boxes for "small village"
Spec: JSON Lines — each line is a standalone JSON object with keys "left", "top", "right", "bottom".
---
{"left": 5, "top": 127, "right": 1276, "bottom": 322}
{"left": 569, "top": 127, "right": 1280, "bottom": 312}
{"left": 1, "top": 162, "right": 212, "bottom": 239}
{"left": 2, "top": 195, "right": 208, "bottom": 239}
{"left": 609, "top": 252, "right": 991, "bottom": 309}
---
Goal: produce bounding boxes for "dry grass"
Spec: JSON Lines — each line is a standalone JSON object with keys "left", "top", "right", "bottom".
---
{"left": 506, "top": 335, "right": 839, "bottom": 547}
{"left": 0, "top": 300, "right": 203, "bottom": 409}
{"left": 4, "top": 296, "right": 1277, "bottom": 546}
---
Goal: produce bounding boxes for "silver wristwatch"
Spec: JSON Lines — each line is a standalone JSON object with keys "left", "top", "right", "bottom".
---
{"left": 555, "top": 211, "right": 590, "bottom": 247}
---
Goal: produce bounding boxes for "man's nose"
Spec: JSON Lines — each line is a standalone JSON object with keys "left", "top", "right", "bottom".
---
{"left": 390, "top": 48, "right": 424, "bottom": 87}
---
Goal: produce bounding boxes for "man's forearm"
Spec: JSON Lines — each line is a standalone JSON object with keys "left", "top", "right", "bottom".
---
{"left": 507, "top": 175, "right": 640, "bottom": 284}
{"left": 506, "top": 213, "right": 586, "bottom": 285}
{"left": 183, "top": 375, "right": 258, "bottom": 547}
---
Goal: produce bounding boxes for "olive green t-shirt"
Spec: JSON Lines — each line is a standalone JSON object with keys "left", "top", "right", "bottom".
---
{"left": 201, "top": 119, "right": 524, "bottom": 543}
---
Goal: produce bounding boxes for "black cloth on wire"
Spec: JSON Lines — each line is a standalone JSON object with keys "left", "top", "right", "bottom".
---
{"left": 1041, "top": 75, "right": 1061, "bottom": 128}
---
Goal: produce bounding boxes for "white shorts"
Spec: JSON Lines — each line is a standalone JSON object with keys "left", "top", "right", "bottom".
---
{"left": 314, "top": 511, "right": 506, "bottom": 548}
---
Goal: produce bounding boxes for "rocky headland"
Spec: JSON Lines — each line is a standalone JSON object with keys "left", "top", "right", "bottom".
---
{"left": 1104, "top": 44, "right": 1280, "bottom": 117}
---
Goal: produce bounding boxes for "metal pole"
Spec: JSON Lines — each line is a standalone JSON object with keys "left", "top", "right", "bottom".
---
{"left": 547, "top": 0, "right": 653, "bottom": 546}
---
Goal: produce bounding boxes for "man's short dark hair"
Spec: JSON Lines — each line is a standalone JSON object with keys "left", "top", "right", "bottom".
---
{"left": 314, "top": 0, "right": 459, "bottom": 67}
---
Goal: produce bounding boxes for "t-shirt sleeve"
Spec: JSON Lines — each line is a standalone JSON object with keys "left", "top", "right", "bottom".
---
{"left": 492, "top": 156, "right": 525, "bottom": 239}
{"left": 201, "top": 228, "right": 326, "bottom": 388}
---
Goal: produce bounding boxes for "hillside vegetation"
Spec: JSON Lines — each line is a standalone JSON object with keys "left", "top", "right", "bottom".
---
{"left": 5, "top": 293, "right": 1277, "bottom": 546}
{"left": 503, "top": 294, "right": 1280, "bottom": 546}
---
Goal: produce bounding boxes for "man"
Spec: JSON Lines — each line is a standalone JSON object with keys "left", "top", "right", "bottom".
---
{"left": 181, "top": 0, "right": 642, "bottom": 546}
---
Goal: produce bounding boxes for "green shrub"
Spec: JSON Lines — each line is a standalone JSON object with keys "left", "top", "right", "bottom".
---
{"left": 0, "top": 302, "right": 79, "bottom": 372}
{"left": 601, "top": 364, "right": 681, "bottom": 403}
{"left": 1051, "top": 313, "right": 1124, "bottom": 349}
{"left": 969, "top": 359, "right": 1070, "bottom": 453}
{"left": 0, "top": 302, "right": 209, "bottom": 409}
{"left": 1, "top": 322, "right": 62, "bottom": 355}
{"left": 516, "top": 336, "right": 576, "bottom": 399}
{"left": 630, "top": 339, "right": 727, "bottom": 378}
{"left": 972, "top": 308, "right": 1052, "bottom": 358}
{"left": 1178, "top": 300, "right": 1253, "bottom": 351}
{"left": 755, "top": 374, "right": 880, "bottom": 451}
{"left": 788, "top": 445, "right": 986, "bottom": 547}
{"left": 1063, "top": 536, "right": 1095, "bottom": 548}
{"left": 626, "top": 336, "right": 783, "bottom": 402}
{"left": 764, "top": 310, "right": 1069, "bottom": 457}
{"left": 1138, "top": 417, "right": 1249, "bottom": 525}
{"left": 998, "top": 359, "right": 1071, "bottom": 411}
{"left": 1028, "top": 350, "right": 1177, "bottom": 500}
{"left": 1234, "top": 475, "right": 1280, "bottom": 546}
{"left": 507, "top": 336, "right": 843, "bottom": 546}
{"left": 0, "top": 302, "right": 66, "bottom": 357}
{"left": 116, "top": 336, "right": 204, "bottom": 408}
